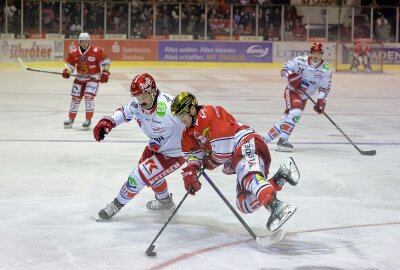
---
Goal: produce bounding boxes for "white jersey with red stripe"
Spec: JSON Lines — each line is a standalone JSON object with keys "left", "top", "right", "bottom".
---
{"left": 281, "top": 55, "right": 332, "bottom": 100}
{"left": 109, "top": 91, "right": 185, "bottom": 157}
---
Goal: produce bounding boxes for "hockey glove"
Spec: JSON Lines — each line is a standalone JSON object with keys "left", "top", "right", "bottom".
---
{"left": 93, "top": 117, "right": 115, "bottom": 141}
{"left": 62, "top": 68, "right": 70, "bottom": 79}
{"left": 287, "top": 73, "right": 302, "bottom": 91}
{"left": 182, "top": 165, "right": 201, "bottom": 195}
{"left": 202, "top": 155, "right": 220, "bottom": 170}
{"left": 313, "top": 99, "right": 326, "bottom": 114}
{"left": 100, "top": 70, "right": 110, "bottom": 83}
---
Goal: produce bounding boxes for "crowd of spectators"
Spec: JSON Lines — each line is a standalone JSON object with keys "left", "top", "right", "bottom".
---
{"left": 0, "top": 0, "right": 398, "bottom": 42}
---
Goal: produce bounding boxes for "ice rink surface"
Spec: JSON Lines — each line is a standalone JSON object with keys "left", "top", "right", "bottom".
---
{"left": 0, "top": 65, "right": 399, "bottom": 270}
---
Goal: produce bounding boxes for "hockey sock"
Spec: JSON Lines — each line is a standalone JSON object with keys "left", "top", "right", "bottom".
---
{"left": 68, "top": 96, "right": 82, "bottom": 119}
{"left": 150, "top": 178, "right": 170, "bottom": 200}
{"left": 85, "top": 93, "right": 95, "bottom": 120}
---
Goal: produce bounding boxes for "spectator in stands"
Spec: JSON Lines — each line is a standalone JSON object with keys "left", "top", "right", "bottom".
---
{"left": 69, "top": 18, "right": 82, "bottom": 36}
{"left": 375, "top": 13, "right": 390, "bottom": 41}
{"left": 263, "top": 23, "right": 279, "bottom": 41}
{"left": 292, "top": 18, "right": 306, "bottom": 41}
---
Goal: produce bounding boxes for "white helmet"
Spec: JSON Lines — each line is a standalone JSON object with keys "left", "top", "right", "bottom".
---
{"left": 78, "top": 32, "right": 90, "bottom": 41}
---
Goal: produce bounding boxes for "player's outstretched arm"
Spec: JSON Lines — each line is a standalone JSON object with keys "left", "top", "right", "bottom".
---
{"left": 93, "top": 116, "right": 116, "bottom": 142}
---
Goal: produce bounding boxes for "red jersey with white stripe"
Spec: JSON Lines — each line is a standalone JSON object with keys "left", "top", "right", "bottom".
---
{"left": 181, "top": 105, "right": 254, "bottom": 163}
{"left": 65, "top": 45, "right": 111, "bottom": 82}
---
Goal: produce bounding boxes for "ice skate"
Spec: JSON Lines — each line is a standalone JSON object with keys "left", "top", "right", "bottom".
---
{"left": 276, "top": 138, "right": 293, "bottom": 152}
{"left": 97, "top": 198, "right": 124, "bottom": 221}
{"left": 267, "top": 198, "right": 297, "bottom": 231}
{"left": 82, "top": 119, "right": 91, "bottom": 130}
{"left": 63, "top": 118, "right": 74, "bottom": 129}
{"left": 272, "top": 157, "right": 300, "bottom": 187}
{"left": 146, "top": 194, "right": 176, "bottom": 212}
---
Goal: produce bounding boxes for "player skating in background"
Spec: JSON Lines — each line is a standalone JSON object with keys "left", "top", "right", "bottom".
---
{"left": 350, "top": 42, "right": 372, "bottom": 73}
{"left": 94, "top": 73, "right": 186, "bottom": 220}
{"left": 171, "top": 92, "right": 299, "bottom": 232}
{"left": 264, "top": 42, "right": 332, "bottom": 152}
{"left": 62, "top": 32, "right": 111, "bottom": 130}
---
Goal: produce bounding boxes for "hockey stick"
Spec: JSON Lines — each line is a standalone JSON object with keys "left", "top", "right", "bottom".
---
{"left": 17, "top": 57, "right": 78, "bottom": 77}
{"left": 145, "top": 170, "right": 204, "bottom": 257}
{"left": 145, "top": 189, "right": 192, "bottom": 257}
{"left": 302, "top": 91, "right": 376, "bottom": 156}
{"left": 200, "top": 171, "right": 284, "bottom": 246}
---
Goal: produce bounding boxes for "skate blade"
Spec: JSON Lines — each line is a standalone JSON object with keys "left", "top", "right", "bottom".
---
{"left": 94, "top": 216, "right": 111, "bottom": 222}
{"left": 268, "top": 206, "right": 297, "bottom": 232}
{"left": 256, "top": 229, "right": 285, "bottom": 246}
{"left": 276, "top": 147, "right": 293, "bottom": 152}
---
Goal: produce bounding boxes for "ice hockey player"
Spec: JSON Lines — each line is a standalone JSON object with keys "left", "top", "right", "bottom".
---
{"left": 350, "top": 42, "right": 372, "bottom": 73}
{"left": 264, "top": 42, "right": 332, "bottom": 152}
{"left": 94, "top": 73, "right": 186, "bottom": 220}
{"left": 62, "top": 32, "right": 111, "bottom": 130}
{"left": 171, "top": 92, "right": 299, "bottom": 232}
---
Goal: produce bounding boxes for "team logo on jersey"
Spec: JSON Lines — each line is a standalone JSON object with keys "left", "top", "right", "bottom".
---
{"left": 88, "top": 56, "right": 95, "bottom": 62}
{"left": 156, "top": 102, "right": 167, "bottom": 117}
{"left": 144, "top": 159, "right": 159, "bottom": 174}
{"left": 199, "top": 108, "right": 207, "bottom": 119}
{"left": 152, "top": 126, "right": 165, "bottom": 133}
{"left": 80, "top": 55, "right": 87, "bottom": 63}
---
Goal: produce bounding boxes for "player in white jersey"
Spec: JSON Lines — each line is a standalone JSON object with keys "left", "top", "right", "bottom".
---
{"left": 93, "top": 73, "right": 186, "bottom": 220}
{"left": 264, "top": 42, "right": 332, "bottom": 152}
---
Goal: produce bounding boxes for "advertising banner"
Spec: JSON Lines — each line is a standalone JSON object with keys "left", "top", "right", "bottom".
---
{"left": 158, "top": 41, "right": 273, "bottom": 63}
{"left": 340, "top": 44, "right": 400, "bottom": 65}
{"left": 63, "top": 40, "right": 158, "bottom": 61}
{"left": 273, "top": 42, "right": 337, "bottom": 63}
{"left": 0, "top": 39, "right": 64, "bottom": 62}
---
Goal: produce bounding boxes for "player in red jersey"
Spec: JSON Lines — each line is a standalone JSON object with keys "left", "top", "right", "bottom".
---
{"left": 170, "top": 92, "right": 299, "bottom": 232}
{"left": 351, "top": 42, "right": 372, "bottom": 73}
{"left": 62, "top": 32, "right": 111, "bottom": 129}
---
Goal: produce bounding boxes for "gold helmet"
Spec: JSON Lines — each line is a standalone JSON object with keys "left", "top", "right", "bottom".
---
{"left": 171, "top": 92, "right": 198, "bottom": 116}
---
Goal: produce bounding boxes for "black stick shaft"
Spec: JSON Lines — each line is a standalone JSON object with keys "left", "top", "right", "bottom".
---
{"left": 302, "top": 91, "right": 376, "bottom": 156}
{"left": 145, "top": 190, "right": 191, "bottom": 254}
{"left": 27, "top": 68, "right": 78, "bottom": 77}
{"left": 201, "top": 171, "right": 258, "bottom": 240}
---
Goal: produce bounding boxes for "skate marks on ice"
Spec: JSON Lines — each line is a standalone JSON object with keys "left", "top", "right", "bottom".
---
{"left": 148, "top": 221, "right": 400, "bottom": 270}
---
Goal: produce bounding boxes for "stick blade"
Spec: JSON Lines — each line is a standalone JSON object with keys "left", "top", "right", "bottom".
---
{"left": 17, "top": 57, "right": 28, "bottom": 69}
{"left": 256, "top": 229, "right": 285, "bottom": 247}
{"left": 361, "top": 150, "right": 376, "bottom": 156}
{"left": 145, "top": 244, "right": 155, "bottom": 255}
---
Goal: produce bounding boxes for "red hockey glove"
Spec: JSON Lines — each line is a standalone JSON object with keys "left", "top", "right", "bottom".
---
{"left": 93, "top": 117, "right": 115, "bottom": 141}
{"left": 287, "top": 73, "right": 302, "bottom": 91}
{"left": 182, "top": 165, "right": 201, "bottom": 195}
{"left": 202, "top": 155, "right": 220, "bottom": 171}
{"left": 62, "top": 68, "right": 70, "bottom": 79}
{"left": 100, "top": 70, "right": 110, "bottom": 83}
{"left": 313, "top": 99, "right": 326, "bottom": 114}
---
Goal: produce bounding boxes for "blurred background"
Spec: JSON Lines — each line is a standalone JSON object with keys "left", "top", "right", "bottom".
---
{"left": 1, "top": 0, "right": 399, "bottom": 71}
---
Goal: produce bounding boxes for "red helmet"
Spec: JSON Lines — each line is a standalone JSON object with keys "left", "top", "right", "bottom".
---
{"left": 310, "top": 42, "right": 324, "bottom": 54}
{"left": 130, "top": 73, "right": 157, "bottom": 97}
